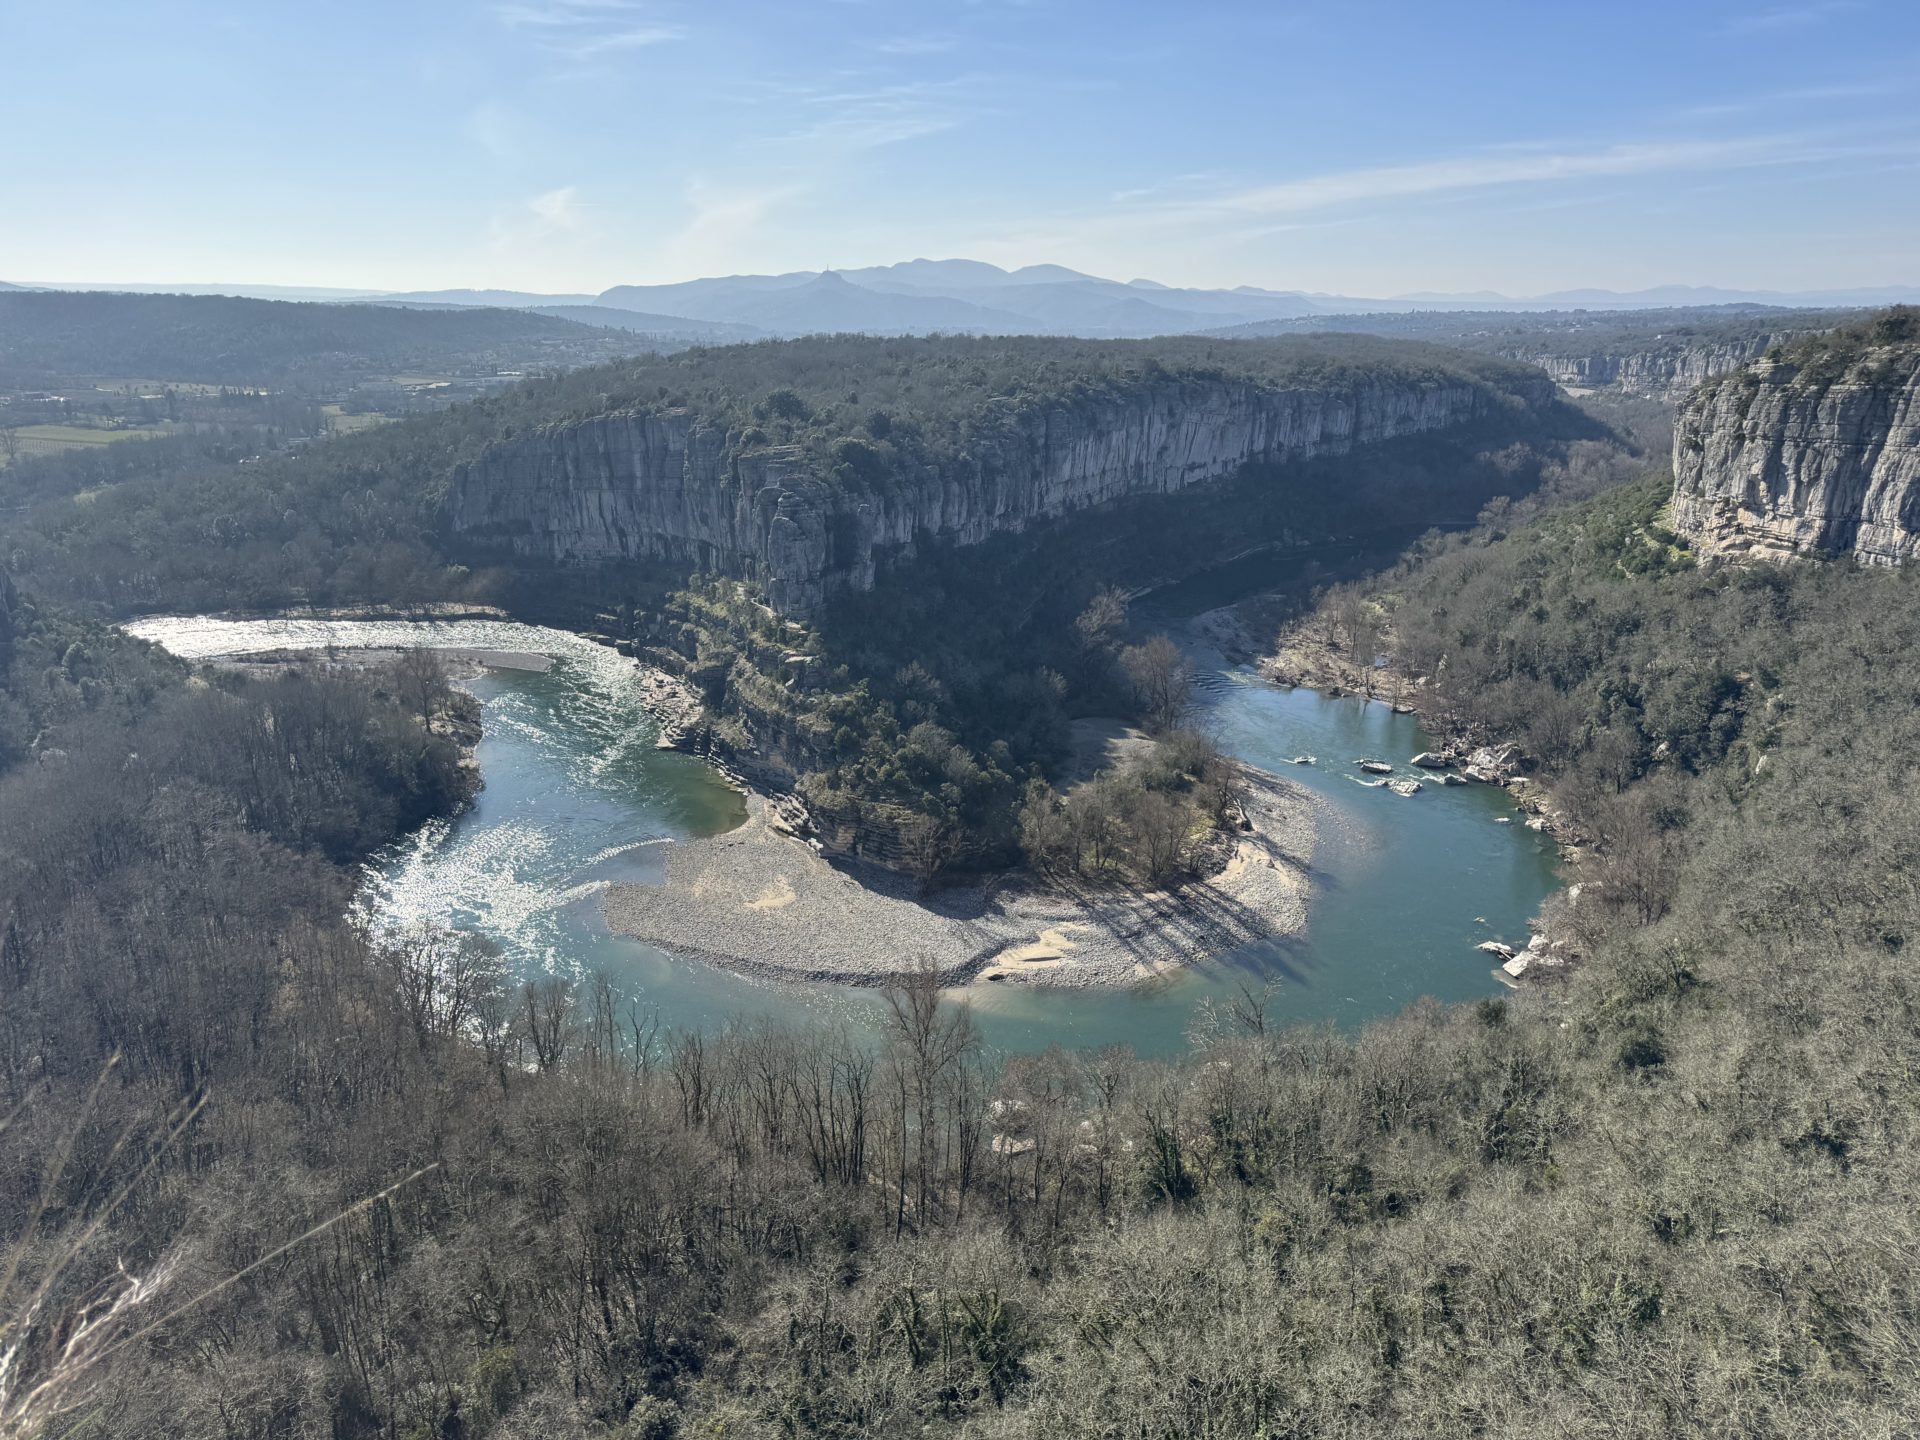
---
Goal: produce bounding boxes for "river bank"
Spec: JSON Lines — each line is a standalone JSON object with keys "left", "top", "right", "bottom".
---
{"left": 131, "top": 610, "right": 1321, "bottom": 990}
{"left": 197, "top": 643, "right": 553, "bottom": 678}
{"left": 600, "top": 765, "right": 1319, "bottom": 989}
{"left": 1237, "top": 604, "right": 1582, "bottom": 982}
{"left": 126, "top": 613, "right": 1555, "bottom": 1050}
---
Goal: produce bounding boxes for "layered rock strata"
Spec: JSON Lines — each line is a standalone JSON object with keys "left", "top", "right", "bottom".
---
{"left": 1671, "top": 344, "right": 1920, "bottom": 562}
{"left": 451, "top": 373, "right": 1545, "bottom": 617}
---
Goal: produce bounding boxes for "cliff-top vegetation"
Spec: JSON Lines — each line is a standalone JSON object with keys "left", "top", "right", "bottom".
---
{"left": 0, "top": 332, "right": 1557, "bottom": 622}
{"left": 1746, "top": 303, "right": 1920, "bottom": 387}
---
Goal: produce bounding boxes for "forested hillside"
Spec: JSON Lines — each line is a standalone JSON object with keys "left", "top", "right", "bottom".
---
{"left": 1212, "top": 305, "right": 1857, "bottom": 399}
{"left": 1209, "top": 302, "right": 1855, "bottom": 351}
{"left": 0, "top": 332, "right": 1594, "bottom": 872}
{"left": 10, "top": 454, "right": 1920, "bottom": 1432}
{"left": 0, "top": 291, "right": 638, "bottom": 387}
{"left": 1, "top": 332, "right": 1559, "bottom": 616}
{"left": 6, "top": 314, "right": 1920, "bottom": 1431}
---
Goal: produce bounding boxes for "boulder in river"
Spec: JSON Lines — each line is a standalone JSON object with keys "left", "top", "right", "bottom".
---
{"left": 1357, "top": 759, "right": 1394, "bottom": 774}
{"left": 1410, "top": 751, "right": 1448, "bottom": 768}
{"left": 1388, "top": 779, "right": 1423, "bottom": 796}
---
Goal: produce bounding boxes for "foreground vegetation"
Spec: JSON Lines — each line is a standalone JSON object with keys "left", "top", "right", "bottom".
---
{"left": 8, "top": 436, "right": 1920, "bottom": 1433}
{"left": 11, "top": 314, "right": 1920, "bottom": 1431}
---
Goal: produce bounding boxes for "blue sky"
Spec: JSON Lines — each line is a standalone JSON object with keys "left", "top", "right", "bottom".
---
{"left": 2, "top": 0, "right": 1916, "bottom": 294}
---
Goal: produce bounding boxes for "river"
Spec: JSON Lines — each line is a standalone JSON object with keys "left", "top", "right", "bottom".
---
{"left": 126, "top": 614, "right": 1558, "bottom": 1057}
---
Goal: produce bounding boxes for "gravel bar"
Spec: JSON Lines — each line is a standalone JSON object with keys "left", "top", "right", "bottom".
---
{"left": 601, "top": 766, "right": 1318, "bottom": 989}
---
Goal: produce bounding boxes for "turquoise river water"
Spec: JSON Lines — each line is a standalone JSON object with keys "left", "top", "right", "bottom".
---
{"left": 127, "top": 614, "right": 1558, "bottom": 1057}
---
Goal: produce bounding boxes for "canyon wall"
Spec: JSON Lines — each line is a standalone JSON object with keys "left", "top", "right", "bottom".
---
{"left": 450, "top": 372, "right": 1547, "bottom": 617}
{"left": 1671, "top": 338, "right": 1920, "bottom": 562}
{"left": 1501, "top": 335, "right": 1794, "bottom": 398}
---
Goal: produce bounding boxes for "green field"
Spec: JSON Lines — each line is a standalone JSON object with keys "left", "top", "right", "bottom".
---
{"left": 3, "top": 422, "right": 171, "bottom": 464}
{"left": 321, "top": 404, "right": 390, "bottom": 434}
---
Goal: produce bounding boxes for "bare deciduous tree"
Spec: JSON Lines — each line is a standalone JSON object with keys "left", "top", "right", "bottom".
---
{"left": 1120, "top": 634, "right": 1194, "bottom": 733}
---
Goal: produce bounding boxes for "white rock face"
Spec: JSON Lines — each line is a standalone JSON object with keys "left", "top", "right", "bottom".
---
{"left": 449, "top": 375, "right": 1524, "bottom": 616}
{"left": 1507, "top": 337, "right": 1795, "bottom": 398}
{"left": 1671, "top": 347, "right": 1920, "bottom": 563}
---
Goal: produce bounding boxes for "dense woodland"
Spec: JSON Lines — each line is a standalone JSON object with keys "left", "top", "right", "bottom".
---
{"left": 10, "top": 457, "right": 1920, "bottom": 1434}
{"left": 641, "top": 414, "right": 1612, "bottom": 875}
{"left": 0, "top": 332, "right": 1556, "bottom": 620}
{"left": 0, "top": 293, "right": 640, "bottom": 388}
{"left": 1210, "top": 301, "right": 1860, "bottom": 351}
{"left": 0, "top": 333, "right": 1590, "bottom": 872}
{"left": 9, "top": 317, "right": 1920, "bottom": 1433}
{"left": 1697, "top": 303, "right": 1920, "bottom": 390}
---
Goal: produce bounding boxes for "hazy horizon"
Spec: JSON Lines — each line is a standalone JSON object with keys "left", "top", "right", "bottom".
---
{"left": 8, "top": 267, "right": 1919, "bottom": 309}
{"left": 5, "top": 1, "right": 1918, "bottom": 297}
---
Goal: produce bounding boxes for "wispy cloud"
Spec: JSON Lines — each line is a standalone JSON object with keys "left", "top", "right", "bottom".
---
{"left": 493, "top": 0, "right": 685, "bottom": 59}
{"left": 765, "top": 75, "right": 988, "bottom": 152}
{"left": 1108, "top": 171, "right": 1231, "bottom": 205}
{"left": 557, "top": 25, "right": 682, "bottom": 56}
{"left": 870, "top": 33, "right": 960, "bottom": 56}
{"left": 464, "top": 101, "right": 525, "bottom": 160}
{"left": 494, "top": 0, "right": 651, "bottom": 26}
{"left": 1674, "top": 77, "right": 1901, "bottom": 121}
{"left": 1722, "top": 1, "right": 1859, "bottom": 35}
{"left": 658, "top": 178, "right": 806, "bottom": 274}
{"left": 489, "top": 185, "right": 590, "bottom": 254}
{"left": 958, "top": 126, "right": 1920, "bottom": 280}
{"left": 1156, "top": 132, "right": 1883, "bottom": 222}
{"left": 527, "top": 185, "right": 584, "bottom": 231}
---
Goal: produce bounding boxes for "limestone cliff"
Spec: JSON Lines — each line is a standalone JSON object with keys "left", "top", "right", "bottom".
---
{"left": 451, "top": 372, "right": 1546, "bottom": 617}
{"left": 1671, "top": 322, "right": 1920, "bottom": 563}
{"left": 1502, "top": 335, "right": 1794, "bottom": 398}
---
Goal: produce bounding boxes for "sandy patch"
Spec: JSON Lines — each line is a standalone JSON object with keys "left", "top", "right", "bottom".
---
{"left": 601, "top": 765, "right": 1318, "bottom": 990}
{"left": 747, "top": 876, "right": 797, "bottom": 910}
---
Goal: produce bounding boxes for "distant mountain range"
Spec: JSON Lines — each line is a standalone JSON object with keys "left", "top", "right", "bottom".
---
{"left": 593, "top": 263, "right": 1322, "bottom": 338}
{"left": 370, "top": 288, "right": 600, "bottom": 309}
{"left": 5, "top": 263, "right": 1917, "bottom": 339}
{"left": 525, "top": 305, "right": 762, "bottom": 342}
{"left": 7, "top": 280, "right": 374, "bottom": 301}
